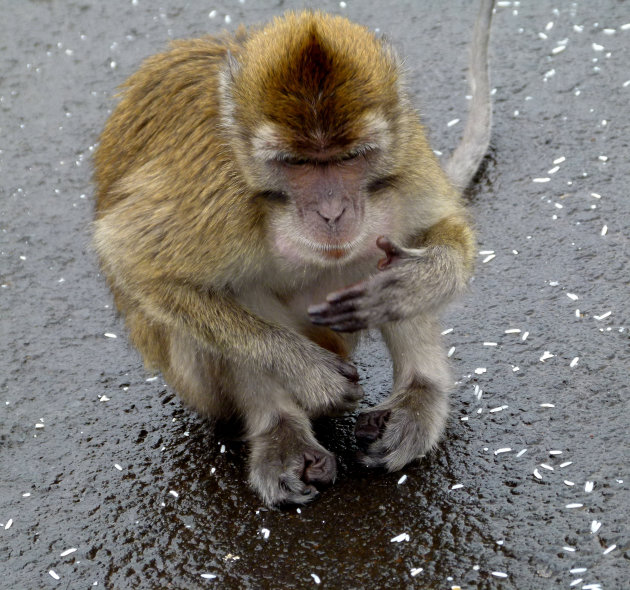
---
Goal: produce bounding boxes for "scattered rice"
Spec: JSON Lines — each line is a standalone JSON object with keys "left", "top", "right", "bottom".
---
{"left": 201, "top": 573, "right": 217, "bottom": 579}
{"left": 516, "top": 449, "right": 527, "bottom": 457}
{"left": 584, "top": 481, "right": 594, "bottom": 493}
{"left": 540, "top": 403, "right": 555, "bottom": 408}
{"left": 397, "top": 475, "right": 407, "bottom": 485}
{"left": 570, "top": 357, "right": 579, "bottom": 368}
{"left": 593, "top": 311, "right": 611, "bottom": 320}
{"left": 494, "top": 448, "right": 511, "bottom": 455}
{"left": 49, "top": 570, "right": 60, "bottom": 580}
{"left": 533, "top": 177, "right": 551, "bottom": 183}
{"left": 564, "top": 480, "right": 575, "bottom": 486}
{"left": 533, "top": 469, "right": 542, "bottom": 480}
{"left": 590, "top": 520, "right": 602, "bottom": 534}
{"left": 491, "top": 572, "right": 508, "bottom": 578}
{"left": 566, "top": 293, "right": 579, "bottom": 301}
{"left": 565, "top": 503, "right": 583, "bottom": 509}
{"left": 104, "top": 333, "right": 117, "bottom": 339}
{"left": 451, "top": 484, "right": 464, "bottom": 490}
{"left": 60, "top": 548, "right": 77, "bottom": 557}
{"left": 410, "top": 568, "right": 423, "bottom": 576}
{"left": 311, "top": 573, "right": 321, "bottom": 584}
{"left": 261, "top": 528, "right": 270, "bottom": 539}
{"left": 390, "top": 533, "right": 410, "bottom": 543}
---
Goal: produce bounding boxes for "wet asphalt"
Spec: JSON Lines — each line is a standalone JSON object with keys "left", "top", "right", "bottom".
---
{"left": 1, "top": 1, "right": 629, "bottom": 588}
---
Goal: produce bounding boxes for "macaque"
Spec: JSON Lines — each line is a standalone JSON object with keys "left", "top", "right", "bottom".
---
{"left": 93, "top": 0, "right": 495, "bottom": 506}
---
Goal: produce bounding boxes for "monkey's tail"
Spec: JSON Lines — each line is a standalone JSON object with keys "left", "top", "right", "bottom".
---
{"left": 444, "top": 0, "right": 494, "bottom": 192}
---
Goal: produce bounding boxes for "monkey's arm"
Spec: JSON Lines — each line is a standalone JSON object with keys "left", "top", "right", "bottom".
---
{"left": 126, "top": 277, "right": 362, "bottom": 412}
{"left": 308, "top": 215, "right": 475, "bottom": 332}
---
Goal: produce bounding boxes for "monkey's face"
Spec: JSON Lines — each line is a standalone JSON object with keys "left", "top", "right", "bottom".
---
{"left": 248, "top": 119, "right": 397, "bottom": 267}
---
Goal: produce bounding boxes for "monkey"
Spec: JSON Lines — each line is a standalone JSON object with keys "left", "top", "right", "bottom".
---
{"left": 93, "top": 0, "right": 494, "bottom": 506}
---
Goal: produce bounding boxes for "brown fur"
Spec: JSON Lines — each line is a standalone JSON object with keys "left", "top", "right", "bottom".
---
{"left": 93, "top": 5, "right": 493, "bottom": 506}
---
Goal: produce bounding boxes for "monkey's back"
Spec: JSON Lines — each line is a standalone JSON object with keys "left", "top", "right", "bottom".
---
{"left": 94, "top": 31, "right": 246, "bottom": 215}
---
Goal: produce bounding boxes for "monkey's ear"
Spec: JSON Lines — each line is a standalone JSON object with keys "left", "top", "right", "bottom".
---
{"left": 224, "top": 50, "right": 242, "bottom": 84}
{"left": 219, "top": 50, "right": 241, "bottom": 127}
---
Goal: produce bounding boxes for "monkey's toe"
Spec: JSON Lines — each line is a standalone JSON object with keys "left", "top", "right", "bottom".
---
{"left": 355, "top": 409, "right": 391, "bottom": 450}
{"left": 302, "top": 449, "right": 336, "bottom": 485}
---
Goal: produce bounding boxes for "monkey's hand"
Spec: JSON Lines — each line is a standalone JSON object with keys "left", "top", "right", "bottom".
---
{"left": 291, "top": 345, "right": 364, "bottom": 417}
{"left": 308, "top": 236, "right": 463, "bottom": 332}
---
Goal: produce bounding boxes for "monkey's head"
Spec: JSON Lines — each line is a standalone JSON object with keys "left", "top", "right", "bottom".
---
{"left": 220, "top": 12, "right": 408, "bottom": 267}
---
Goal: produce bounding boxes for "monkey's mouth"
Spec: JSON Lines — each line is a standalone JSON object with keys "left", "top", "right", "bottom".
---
{"left": 296, "top": 235, "right": 362, "bottom": 260}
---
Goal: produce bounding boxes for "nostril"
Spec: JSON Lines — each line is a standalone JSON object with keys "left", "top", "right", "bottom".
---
{"left": 318, "top": 208, "right": 346, "bottom": 225}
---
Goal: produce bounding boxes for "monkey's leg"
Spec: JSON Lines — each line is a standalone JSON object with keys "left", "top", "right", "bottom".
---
{"left": 231, "top": 371, "right": 337, "bottom": 506}
{"left": 355, "top": 317, "right": 451, "bottom": 471}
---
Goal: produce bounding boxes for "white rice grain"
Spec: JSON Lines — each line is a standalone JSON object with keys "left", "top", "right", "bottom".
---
{"left": 567, "top": 293, "right": 578, "bottom": 301}
{"left": 494, "top": 448, "right": 511, "bottom": 455}
{"left": 533, "top": 177, "right": 551, "bottom": 183}
{"left": 391, "top": 533, "right": 410, "bottom": 543}
{"left": 593, "top": 311, "right": 611, "bottom": 320}
{"left": 533, "top": 469, "right": 542, "bottom": 480}
{"left": 410, "top": 568, "right": 423, "bottom": 576}
{"left": 311, "top": 573, "right": 321, "bottom": 584}
{"left": 60, "top": 548, "right": 77, "bottom": 557}
{"left": 261, "top": 528, "right": 270, "bottom": 539}
{"left": 565, "top": 503, "right": 583, "bottom": 509}
{"left": 516, "top": 449, "right": 527, "bottom": 457}
{"left": 600, "top": 225, "right": 608, "bottom": 236}
{"left": 564, "top": 480, "right": 575, "bottom": 486}
{"left": 570, "top": 357, "right": 579, "bottom": 368}
{"left": 491, "top": 572, "right": 508, "bottom": 578}
{"left": 49, "top": 570, "right": 60, "bottom": 580}
{"left": 397, "top": 475, "right": 407, "bottom": 485}
{"left": 590, "top": 520, "right": 602, "bottom": 534}
{"left": 584, "top": 481, "right": 594, "bottom": 493}
{"left": 603, "top": 545, "right": 616, "bottom": 555}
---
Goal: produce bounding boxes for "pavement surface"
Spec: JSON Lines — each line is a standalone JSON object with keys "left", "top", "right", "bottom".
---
{"left": 1, "top": 1, "right": 629, "bottom": 588}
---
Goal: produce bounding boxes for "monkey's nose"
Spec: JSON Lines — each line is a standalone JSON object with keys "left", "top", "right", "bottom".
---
{"left": 317, "top": 208, "right": 346, "bottom": 226}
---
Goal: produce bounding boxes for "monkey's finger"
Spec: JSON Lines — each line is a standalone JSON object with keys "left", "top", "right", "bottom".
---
{"left": 311, "top": 309, "right": 367, "bottom": 328}
{"left": 308, "top": 299, "right": 358, "bottom": 318}
{"left": 376, "top": 235, "right": 403, "bottom": 258}
{"left": 324, "top": 282, "right": 367, "bottom": 303}
{"left": 335, "top": 361, "right": 360, "bottom": 383}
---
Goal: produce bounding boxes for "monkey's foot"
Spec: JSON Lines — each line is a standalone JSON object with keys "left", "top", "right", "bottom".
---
{"left": 248, "top": 433, "right": 336, "bottom": 507}
{"left": 355, "top": 405, "right": 443, "bottom": 472}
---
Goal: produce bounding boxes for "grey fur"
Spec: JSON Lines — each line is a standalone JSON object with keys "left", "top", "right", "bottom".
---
{"left": 444, "top": 0, "right": 494, "bottom": 192}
